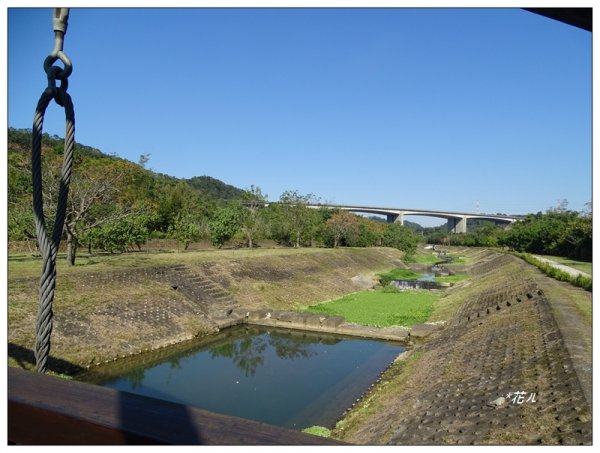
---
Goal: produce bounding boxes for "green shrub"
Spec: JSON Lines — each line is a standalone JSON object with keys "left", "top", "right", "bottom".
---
{"left": 574, "top": 274, "right": 592, "bottom": 291}
{"left": 302, "top": 426, "right": 331, "bottom": 438}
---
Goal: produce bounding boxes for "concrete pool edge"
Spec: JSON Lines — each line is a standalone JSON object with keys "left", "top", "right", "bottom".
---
{"left": 74, "top": 309, "right": 436, "bottom": 374}
{"left": 211, "top": 307, "right": 442, "bottom": 343}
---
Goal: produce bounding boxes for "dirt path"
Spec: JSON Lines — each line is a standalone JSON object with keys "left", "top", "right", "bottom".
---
{"left": 534, "top": 256, "right": 591, "bottom": 279}
{"left": 531, "top": 271, "right": 592, "bottom": 412}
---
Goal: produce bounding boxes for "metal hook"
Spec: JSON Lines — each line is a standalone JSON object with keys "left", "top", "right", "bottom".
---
{"left": 45, "top": 8, "right": 72, "bottom": 85}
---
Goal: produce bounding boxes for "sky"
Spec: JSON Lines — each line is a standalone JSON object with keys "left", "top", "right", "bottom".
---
{"left": 5, "top": 4, "right": 592, "bottom": 227}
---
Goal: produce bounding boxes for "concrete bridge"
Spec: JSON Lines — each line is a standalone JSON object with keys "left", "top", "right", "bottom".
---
{"left": 305, "top": 204, "right": 521, "bottom": 234}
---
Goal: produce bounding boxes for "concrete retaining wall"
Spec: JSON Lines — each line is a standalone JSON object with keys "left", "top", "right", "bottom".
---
{"left": 212, "top": 308, "right": 424, "bottom": 343}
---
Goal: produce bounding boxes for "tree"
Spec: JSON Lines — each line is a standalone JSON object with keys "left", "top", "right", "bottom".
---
{"left": 382, "top": 223, "right": 420, "bottom": 258}
{"left": 353, "top": 217, "right": 386, "bottom": 247}
{"left": 168, "top": 211, "right": 204, "bottom": 250}
{"left": 500, "top": 203, "right": 592, "bottom": 261}
{"left": 277, "top": 190, "right": 320, "bottom": 248}
{"left": 88, "top": 211, "right": 157, "bottom": 253}
{"left": 261, "top": 203, "right": 288, "bottom": 245}
{"left": 209, "top": 204, "right": 242, "bottom": 248}
{"left": 240, "top": 186, "right": 268, "bottom": 248}
{"left": 7, "top": 128, "right": 265, "bottom": 257}
{"left": 154, "top": 182, "right": 209, "bottom": 233}
{"left": 129, "top": 211, "right": 159, "bottom": 251}
{"left": 8, "top": 203, "right": 38, "bottom": 254}
{"left": 8, "top": 142, "right": 37, "bottom": 250}
{"left": 138, "top": 153, "right": 151, "bottom": 168}
{"left": 43, "top": 157, "right": 134, "bottom": 265}
{"left": 324, "top": 211, "right": 360, "bottom": 247}
{"left": 567, "top": 213, "right": 592, "bottom": 261}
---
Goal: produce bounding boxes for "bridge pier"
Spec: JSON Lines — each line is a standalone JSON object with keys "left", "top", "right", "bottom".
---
{"left": 447, "top": 216, "right": 467, "bottom": 234}
{"left": 386, "top": 212, "right": 404, "bottom": 224}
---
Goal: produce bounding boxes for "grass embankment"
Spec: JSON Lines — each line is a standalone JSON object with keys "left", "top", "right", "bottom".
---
{"left": 8, "top": 247, "right": 404, "bottom": 310}
{"left": 333, "top": 351, "right": 422, "bottom": 443}
{"left": 8, "top": 247, "right": 346, "bottom": 278}
{"left": 8, "top": 247, "right": 407, "bottom": 372}
{"left": 332, "top": 251, "right": 593, "bottom": 445}
{"left": 305, "top": 290, "right": 438, "bottom": 328}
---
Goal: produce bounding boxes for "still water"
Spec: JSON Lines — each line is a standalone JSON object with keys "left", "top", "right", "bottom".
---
{"left": 86, "top": 325, "right": 404, "bottom": 430}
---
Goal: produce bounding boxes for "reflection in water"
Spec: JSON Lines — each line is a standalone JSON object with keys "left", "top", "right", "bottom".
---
{"left": 87, "top": 326, "right": 404, "bottom": 430}
{"left": 124, "top": 368, "right": 146, "bottom": 390}
{"left": 210, "top": 337, "right": 267, "bottom": 377}
{"left": 210, "top": 332, "right": 318, "bottom": 377}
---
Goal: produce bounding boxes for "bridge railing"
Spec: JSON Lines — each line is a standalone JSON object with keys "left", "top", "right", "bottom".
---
{"left": 8, "top": 367, "right": 343, "bottom": 445}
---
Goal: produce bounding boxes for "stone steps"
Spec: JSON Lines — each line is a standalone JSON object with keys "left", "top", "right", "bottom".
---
{"left": 159, "top": 266, "right": 239, "bottom": 324}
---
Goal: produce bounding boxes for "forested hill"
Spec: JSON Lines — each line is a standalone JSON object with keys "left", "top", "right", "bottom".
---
{"left": 9, "top": 127, "right": 590, "bottom": 265}
{"left": 186, "top": 176, "right": 245, "bottom": 201}
{"left": 8, "top": 127, "right": 105, "bottom": 159}
{"left": 8, "top": 127, "right": 245, "bottom": 203}
{"left": 8, "top": 126, "right": 257, "bottom": 256}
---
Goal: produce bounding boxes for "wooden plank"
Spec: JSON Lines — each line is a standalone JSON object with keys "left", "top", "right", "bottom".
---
{"left": 8, "top": 367, "right": 344, "bottom": 445}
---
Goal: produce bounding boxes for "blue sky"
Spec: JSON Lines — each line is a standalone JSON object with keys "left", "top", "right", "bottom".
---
{"left": 6, "top": 6, "right": 592, "bottom": 226}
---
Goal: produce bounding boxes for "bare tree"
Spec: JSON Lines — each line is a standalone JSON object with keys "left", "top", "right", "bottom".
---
{"left": 279, "top": 190, "right": 320, "bottom": 248}
{"left": 44, "top": 159, "right": 132, "bottom": 265}
{"left": 240, "top": 185, "right": 268, "bottom": 248}
{"left": 138, "top": 153, "right": 151, "bottom": 168}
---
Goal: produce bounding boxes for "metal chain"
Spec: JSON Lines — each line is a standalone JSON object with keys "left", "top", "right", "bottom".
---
{"left": 32, "top": 8, "right": 75, "bottom": 373}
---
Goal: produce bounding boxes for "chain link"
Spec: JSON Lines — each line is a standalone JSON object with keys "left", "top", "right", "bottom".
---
{"left": 43, "top": 8, "right": 72, "bottom": 102}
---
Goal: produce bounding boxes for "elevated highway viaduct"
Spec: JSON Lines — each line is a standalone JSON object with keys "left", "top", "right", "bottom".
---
{"left": 306, "top": 204, "right": 522, "bottom": 234}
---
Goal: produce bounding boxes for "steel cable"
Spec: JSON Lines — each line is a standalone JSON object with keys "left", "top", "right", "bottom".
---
{"left": 31, "top": 87, "right": 75, "bottom": 373}
{"left": 31, "top": 8, "right": 75, "bottom": 373}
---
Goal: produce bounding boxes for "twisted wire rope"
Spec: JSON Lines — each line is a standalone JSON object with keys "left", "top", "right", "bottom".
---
{"left": 32, "top": 87, "right": 75, "bottom": 373}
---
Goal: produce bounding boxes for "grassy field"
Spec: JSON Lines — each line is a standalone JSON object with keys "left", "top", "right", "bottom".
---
{"left": 304, "top": 290, "right": 439, "bottom": 328}
{"left": 407, "top": 250, "right": 441, "bottom": 265}
{"left": 8, "top": 247, "right": 380, "bottom": 279}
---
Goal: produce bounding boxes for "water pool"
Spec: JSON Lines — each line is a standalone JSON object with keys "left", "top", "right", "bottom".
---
{"left": 80, "top": 325, "right": 404, "bottom": 430}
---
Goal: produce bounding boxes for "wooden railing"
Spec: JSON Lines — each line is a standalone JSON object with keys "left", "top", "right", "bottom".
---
{"left": 8, "top": 367, "right": 344, "bottom": 445}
